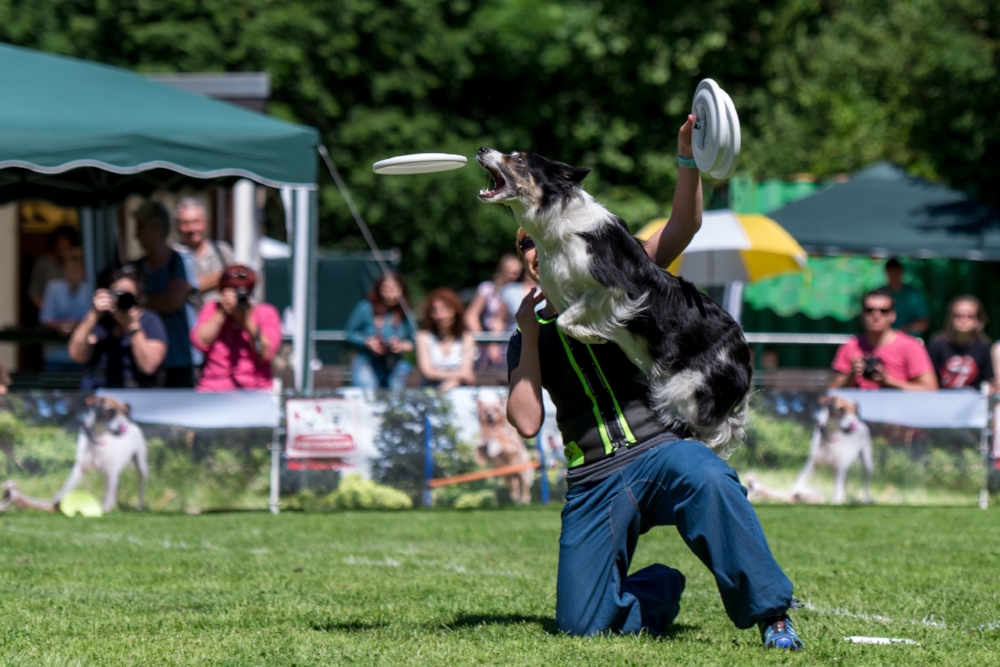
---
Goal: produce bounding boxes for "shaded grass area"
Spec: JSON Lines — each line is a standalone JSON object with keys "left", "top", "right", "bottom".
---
{"left": 2, "top": 506, "right": 999, "bottom": 665}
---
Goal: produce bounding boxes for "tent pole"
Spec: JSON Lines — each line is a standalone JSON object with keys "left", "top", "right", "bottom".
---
{"left": 233, "top": 179, "right": 256, "bottom": 266}
{"left": 291, "top": 187, "right": 317, "bottom": 391}
{"left": 722, "top": 280, "right": 745, "bottom": 323}
{"left": 81, "top": 207, "right": 97, "bottom": 294}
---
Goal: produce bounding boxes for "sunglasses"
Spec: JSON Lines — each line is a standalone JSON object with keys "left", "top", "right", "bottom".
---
{"left": 863, "top": 307, "right": 893, "bottom": 315}
{"left": 518, "top": 236, "right": 536, "bottom": 252}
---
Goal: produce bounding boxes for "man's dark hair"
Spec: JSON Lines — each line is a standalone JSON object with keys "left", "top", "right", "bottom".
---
{"left": 134, "top": 201, "right": 171, "bottom": 237}
{"left": 47, "top": 224, "right": 80, "bottom": 250}
{"left": 885, "top": 257, "right": 903, "bottom": 271}
{"left": 861, "top": 287, "right": 894, "bottom": 310}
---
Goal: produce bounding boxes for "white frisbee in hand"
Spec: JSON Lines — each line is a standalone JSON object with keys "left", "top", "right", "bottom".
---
{"left": 690, "top": 79, "right": 741, "bottom": 180}
{"left": 372, "top": 153, "right": 468, "bottom": 175}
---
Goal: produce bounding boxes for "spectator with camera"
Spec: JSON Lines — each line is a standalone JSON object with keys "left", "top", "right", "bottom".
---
{"left": 345, "top": 273, "right": 415, "bottom": 390}
{"left": 68, "top": 265, "right": 168, "bottom": 389}
{"left": 191, "top": 265, "right": 281, "bottom": 391}
{"left": 829, "top": 288, "right": 937, "bottom": 390}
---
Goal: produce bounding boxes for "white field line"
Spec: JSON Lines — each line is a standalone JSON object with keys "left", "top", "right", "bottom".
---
{"left": 443, "top": 563, "right": 525, "bottom": 578}
{"left": 343, "top": 555, "right": 401, "bottom": 567}
{"left": 800, "top": 600, "right": 1000, "bottom": 632}
{"left": 5, "top": 525, "right": 524, "bottom": 577}
{"left": 6, "top": 525, "right": 249, "bottom": 555}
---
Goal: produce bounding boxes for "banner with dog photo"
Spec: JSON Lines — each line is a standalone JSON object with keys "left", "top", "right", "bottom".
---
{"left": 279, "top": 387, "right": 566, "bottom": 510}
{"left": 729, "top": 389, "right": 993, "bottom": 506}
{"left": 3, "top": 387, "right": 992, "bottom": 514}
{"left": 0, "top": 391, "right": 276, "bottom": 515}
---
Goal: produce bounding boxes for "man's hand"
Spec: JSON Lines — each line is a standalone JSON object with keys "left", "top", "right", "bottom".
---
{"left": 515, "top": 289, "right": 546, "bottom": 340}
{"left": 112, "top": 306, "right": 141, "bottom": 330}
{"left": 92, "top": 289, "right": 114, "bottom": 314}
{"left": 678, "top": 113, "right": 695, "bottom": 159}
{"left": 869, "top": 360, "right": 890, "bottom": 387}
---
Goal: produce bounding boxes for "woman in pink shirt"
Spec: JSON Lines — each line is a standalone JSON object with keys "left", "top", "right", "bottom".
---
{"left": 192, "top": 265, "right": 281, "bottom": 391}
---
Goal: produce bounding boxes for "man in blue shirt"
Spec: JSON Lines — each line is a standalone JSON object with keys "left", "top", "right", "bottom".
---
{"left": 39, "top": 247, "right": 91, "bottom": 371}
{"left": 132, "top": 201, "right": 194, "bottom": 387}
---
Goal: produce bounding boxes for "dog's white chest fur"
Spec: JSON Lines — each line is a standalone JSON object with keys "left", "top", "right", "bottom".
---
{"left": 535, "top": 234, "right": 595, "bottom": 312}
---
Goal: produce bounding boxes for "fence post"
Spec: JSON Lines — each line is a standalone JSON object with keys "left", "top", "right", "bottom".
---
{"left": 269, "top": 379, "right": 284, "bottom": 515}
{"left": 980, "top": 383, "right": 991, "bottom": 510}
{"left": 423, "top": 414, "right": 433, "bottom": 509}
{"left": 535, "top": 427, "right": 550, "bottom": 506}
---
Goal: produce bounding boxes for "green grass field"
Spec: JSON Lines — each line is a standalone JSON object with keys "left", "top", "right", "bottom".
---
{"left": 2, "top": 506, "right": 999, "bottom": 666}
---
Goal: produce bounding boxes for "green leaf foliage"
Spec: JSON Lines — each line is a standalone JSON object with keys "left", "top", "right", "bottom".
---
{"left": 1, "top": 0, "right": 996, "bottom": 291}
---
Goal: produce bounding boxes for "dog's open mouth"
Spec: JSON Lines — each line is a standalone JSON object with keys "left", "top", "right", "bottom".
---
{"left": 477, "top": 159, "right": 508, "bottom": 202}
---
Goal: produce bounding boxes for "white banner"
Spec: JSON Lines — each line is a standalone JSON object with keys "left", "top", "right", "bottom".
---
{"left": 96, "top": 389, "right": 278, "bottom": 428}
{"left": 829, "top": 389, "right": 987, "bottom": 429}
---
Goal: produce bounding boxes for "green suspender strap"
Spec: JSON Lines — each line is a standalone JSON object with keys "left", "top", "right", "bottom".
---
{"left": 555, "top": 328, "right": 615, "bottom": 457}
{"left": 584, "top": 345, "right": 637, "bottom": 445}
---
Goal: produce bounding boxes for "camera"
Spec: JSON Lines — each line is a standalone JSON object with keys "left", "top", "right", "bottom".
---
{"left": 236, "top": 287, "right": 250, "bottom": 309}
{"left": 112, "top": 290, "right": 135, "bottom": 312}
{"left": 861, "top": 355, "right": 881, "bottom": 380}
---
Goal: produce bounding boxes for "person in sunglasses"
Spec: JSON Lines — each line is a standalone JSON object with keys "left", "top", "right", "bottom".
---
{"left": 829, "top": 287, "right": 937, "bottom": 390}
{"left": 505, "top": 112, "right": 807, "bottom": 651}
{"left": 191, "top": 265, "right": 282, "bottom": 391}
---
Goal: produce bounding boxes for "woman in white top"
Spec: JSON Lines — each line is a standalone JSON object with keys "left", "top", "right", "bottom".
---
{"left": 464, "top": 253, "right": 523, "bottom": 367}
{"left": 417, "top": 288, "right": 477, "bottom": 390}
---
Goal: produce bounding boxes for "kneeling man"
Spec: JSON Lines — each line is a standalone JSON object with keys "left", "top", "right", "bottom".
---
{"left": 505, "top": 116, "right": 803, "bottom": 649}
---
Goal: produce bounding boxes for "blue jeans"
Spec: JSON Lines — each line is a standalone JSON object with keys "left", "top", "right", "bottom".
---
{"left": 351, "top": 354, "right": 411, "bottom": 391}
{"left": 556, "top": 439, "right": 794, "bottom": 635}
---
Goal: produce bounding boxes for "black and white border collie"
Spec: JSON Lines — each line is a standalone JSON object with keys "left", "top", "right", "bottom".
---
{"left": 478, "top": 148, "right": 751, "bottom": 457}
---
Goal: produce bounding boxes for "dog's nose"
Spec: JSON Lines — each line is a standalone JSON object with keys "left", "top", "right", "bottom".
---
{"left": 478, "top": 147, "right": 489, "bottom": 156}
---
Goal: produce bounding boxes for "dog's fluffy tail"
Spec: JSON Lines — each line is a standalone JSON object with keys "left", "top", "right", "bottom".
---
{"left": 691, "top": 392, "right": 750, "bottom": 460}
{"left": 648, "top": 366, "right": 749, "bottom": 460}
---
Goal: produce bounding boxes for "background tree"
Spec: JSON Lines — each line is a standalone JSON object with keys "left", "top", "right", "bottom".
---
{"left": 1, "top": 0, "right": 997, "bottom": 293}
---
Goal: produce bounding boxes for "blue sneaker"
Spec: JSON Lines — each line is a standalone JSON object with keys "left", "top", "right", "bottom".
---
{"left": 759, "top": 614, "right": 804, "bottom": 650}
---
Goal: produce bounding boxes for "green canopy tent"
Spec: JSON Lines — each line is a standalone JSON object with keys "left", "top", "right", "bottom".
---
{"left": 0, "top": 42, "right": 321, "bottom": 390}
{"left": 742, "top": 162, "right": 1000, "bottom": 369}
{"left": 768, "top": 161, "right": 1000, "bottom": 260}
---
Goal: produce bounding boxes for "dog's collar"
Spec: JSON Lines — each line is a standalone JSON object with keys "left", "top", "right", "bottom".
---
{"left": 83, "top": 421, "right": 128, "bottom": 444}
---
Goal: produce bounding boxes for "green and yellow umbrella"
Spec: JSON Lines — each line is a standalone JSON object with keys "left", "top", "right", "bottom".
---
{"left": 636, "top": 209, "right": 807, "bottom": 285}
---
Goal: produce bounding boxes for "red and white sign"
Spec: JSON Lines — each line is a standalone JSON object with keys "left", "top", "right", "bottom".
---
{"left": 285, "top": 398, "right": 363, "bottom": 458}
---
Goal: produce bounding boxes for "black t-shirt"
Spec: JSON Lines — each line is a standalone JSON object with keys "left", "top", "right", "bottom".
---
{"left": 926, "top": 337, "right": 994, "bottom": 389}
{"left": 507, "top": 315, "right": 683, "bottom": 486}
{"left": 81, "top": 310, "right": 168, "bottom": 389}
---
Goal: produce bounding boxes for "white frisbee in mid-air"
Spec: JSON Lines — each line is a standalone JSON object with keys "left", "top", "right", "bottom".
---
{"left": 372, "top": 153, "right": 468, "bottom": 175}
{"left": 690, "top": 79, "right": 741, "bottom": 180}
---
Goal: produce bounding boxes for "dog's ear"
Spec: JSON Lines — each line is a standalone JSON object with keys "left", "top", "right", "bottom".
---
{"left": 818, "top": 395, "right": 833, "bottom": 406}
{"left": 548, "top": 160, "right": 592, "bottom": 185}
{"left": 566, "top": 166, "right": 592, "bottom": 184}
{"left": 85, "top": 395, "right": 99, "bottom": 406}
{"left": 845, "top": 400, "right": 859, "bottom": 417}
{"left": 122, "top": 403, "right": 132, "bottom": 418}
